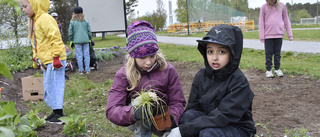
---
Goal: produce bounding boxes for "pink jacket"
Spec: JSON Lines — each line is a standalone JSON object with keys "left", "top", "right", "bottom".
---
{"left": 259, "top": 2, "right": 293, "bottom": 43}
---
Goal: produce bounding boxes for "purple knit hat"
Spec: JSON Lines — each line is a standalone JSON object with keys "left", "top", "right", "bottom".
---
{"left": 127, "top": 20, "right": 158, "bottom": 58}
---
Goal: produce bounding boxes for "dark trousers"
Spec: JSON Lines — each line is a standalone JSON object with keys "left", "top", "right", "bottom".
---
{"left": 180, "top": 109, "right": 249, "bottom": 137}
{"left": 264, "top": 38, "right": 283, "bottom": 71}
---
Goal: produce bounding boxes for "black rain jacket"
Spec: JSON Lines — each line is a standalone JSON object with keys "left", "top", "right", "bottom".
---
{"left": 179, "top": 24, "right": 256, "bottom": 137}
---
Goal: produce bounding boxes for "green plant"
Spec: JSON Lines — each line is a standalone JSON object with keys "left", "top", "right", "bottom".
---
{"left": 255, "top": 120, "right": 272, "bottom": 137}
{"left": 0, "top": 63, "right": 13, "bottom": 80}
{"left": 0, "top": 101, "right": 37, "bottom": 137}
{"left": 1, "top": 44, "right": 33, "bottom": 72}
{"left": 33, "top": 73, "right": 43, "bottom": 77}
{"left": 21, "top": 108, "right": 46, "bottom": 130}
{"left": 59, "top": 114, "right": 87, "bottom": 136}
{"left": 284, "top": 127, "right": 311, "bottom": 137}
{"left": 131, "top": 85, "right": 167, "bottom": 129}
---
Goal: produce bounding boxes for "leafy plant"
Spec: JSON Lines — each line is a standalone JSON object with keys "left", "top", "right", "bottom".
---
{"left": 0, "top": 63, "right": 13, "bottom": 80}
{"left": 59, "top": 114, "right": 87, "bottom": 136}
{"left": 1, "top": 42, "right": 33, "bottom": 73}
{"left": 21, "top": 108, "right": 46, "bottom": 130}
{"left": 131, "top": 85, "right": 167, "bottom": 129}
{"left": 0, "top": 101, "right": 37, "bottom": 137}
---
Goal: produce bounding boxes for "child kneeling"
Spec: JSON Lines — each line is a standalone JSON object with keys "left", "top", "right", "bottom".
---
{"left": 165, "top": 24, "right": 256, "bottom": 137}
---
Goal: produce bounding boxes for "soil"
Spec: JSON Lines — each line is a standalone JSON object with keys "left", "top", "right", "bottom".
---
{"left": 0, "top": 56, "right": 319, "bottom": 137}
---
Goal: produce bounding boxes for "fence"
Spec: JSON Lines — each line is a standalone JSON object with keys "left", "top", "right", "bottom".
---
{"left": 300, "top": 17, "right": 320, "bottom": 24}
{"left": 167, "top": 19, "right": 254, "bottom": 34}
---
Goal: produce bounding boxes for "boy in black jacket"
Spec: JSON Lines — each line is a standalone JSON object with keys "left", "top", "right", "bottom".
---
{"left": 165, "top": 24, "right": 256, "bottom": 137}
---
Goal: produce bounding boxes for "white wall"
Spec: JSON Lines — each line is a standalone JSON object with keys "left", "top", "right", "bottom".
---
{"left": 78, "top": 0, "right": 127, "bottom": 32}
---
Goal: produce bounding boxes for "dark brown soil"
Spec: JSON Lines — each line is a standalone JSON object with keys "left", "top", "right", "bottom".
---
{"left": 0, "top": 56, "right": 319, "bottom": 136}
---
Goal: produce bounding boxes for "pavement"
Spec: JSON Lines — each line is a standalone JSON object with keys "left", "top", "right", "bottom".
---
{"left": 155, "top": 36, "right": 320, "bottom": 53}
{"left": 2, "top": 35, "right": 319, "bottom": 53}
{"left": 116, "top": 34, "right": 320, "bottom": 53}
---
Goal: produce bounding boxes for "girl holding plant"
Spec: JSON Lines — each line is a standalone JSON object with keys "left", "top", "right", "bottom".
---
{"left": 106, "top": 20, "right": 186, "bottom": 137}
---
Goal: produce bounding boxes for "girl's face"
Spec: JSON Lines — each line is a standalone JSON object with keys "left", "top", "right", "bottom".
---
{"left": 135, "top": 54, "right": 157, "bottom": 71}
{"left": 20, "top": 0, "right": 34, "bottom": 18}
{"left": 206, "top": 43, "right": 231, "bottom": 70}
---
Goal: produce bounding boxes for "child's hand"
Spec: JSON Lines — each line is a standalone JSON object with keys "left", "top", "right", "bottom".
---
{"left": 132, "top": 105, "right": 149, "bottom": 121}
{"left": 53, "top": 56, "right": 63, "bottom": 69}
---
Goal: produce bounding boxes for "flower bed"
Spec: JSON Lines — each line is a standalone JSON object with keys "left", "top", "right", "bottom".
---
{"left": 94, "top": 46, "right": 127, "bottom": 61}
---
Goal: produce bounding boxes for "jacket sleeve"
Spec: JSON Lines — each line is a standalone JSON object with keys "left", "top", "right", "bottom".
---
{"left": 106, "top": 68, "right": 136, "bottom": 126}
{"left": 167, "top": 65, "right": 186, "bottom": 125}
{"left": 68, "top": 21, "right": 73, "bottom": 42}
{"left": 86, "top": 20, "right": 92, "bottom": 40}
{"left": 180, "top": 74, "right": 254, "bottom": 137}
{"left": 282, "top": 4, "right": 293, "bottom": 40}
{"left": 259, "top": 5, "right": 266, "bottom": 43}
{"left": 42, "top": 17, "right": 65, "bottom": 57}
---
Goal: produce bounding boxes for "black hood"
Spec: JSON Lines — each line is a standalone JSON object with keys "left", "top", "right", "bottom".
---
{"left": 197, "top": 24, "right": 243, "bottom": 81}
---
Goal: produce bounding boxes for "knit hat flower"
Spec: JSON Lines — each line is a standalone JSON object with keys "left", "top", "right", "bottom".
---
{"left": 126, "top": 20, "right": 158, "bottom": 58}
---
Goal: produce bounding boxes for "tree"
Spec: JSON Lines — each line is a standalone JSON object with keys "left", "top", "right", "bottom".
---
{"left": 49, "top": 0, "right": 77, "bottom": 43}
{"left": 138, "top": 13, "right": 153, "bottom": 24}
{"left": 0, "top": 3, "right": 28, "bottom": 44}
{"left": 175, "top": 0, "right": 187, "bottom": 23}
{"left": 126, "top": 0, "right": 139, "bottom": 15}
{"left": 292, "top": 9, "right": 312, "bottom": 23}
{"left": 151, "top": 0, "right": 167, "bottom": 30}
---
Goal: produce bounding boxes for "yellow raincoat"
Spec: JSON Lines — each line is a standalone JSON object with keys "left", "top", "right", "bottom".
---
{"left": 29, "top": 0, "right": 66, "bottom": 65}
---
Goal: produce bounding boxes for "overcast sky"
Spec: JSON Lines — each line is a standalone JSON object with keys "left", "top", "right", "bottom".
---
{"left": 133, "top": 0, "right": 318, "bottom": 25}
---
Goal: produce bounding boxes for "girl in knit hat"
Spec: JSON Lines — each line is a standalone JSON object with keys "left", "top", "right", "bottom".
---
{"left": 106, "top": 20, "right": 186, "bottom": 137}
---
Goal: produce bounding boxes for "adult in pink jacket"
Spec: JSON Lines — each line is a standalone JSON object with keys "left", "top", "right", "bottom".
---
{"left": 259, "top": 0, "right": 293, "bottom": 78}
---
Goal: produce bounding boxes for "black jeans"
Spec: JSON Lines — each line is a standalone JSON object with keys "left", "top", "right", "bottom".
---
{"left": 264, "top": 38, "right": 283, "bottom": 71}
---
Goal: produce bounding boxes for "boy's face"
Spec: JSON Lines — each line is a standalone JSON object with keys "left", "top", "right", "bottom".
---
{"left": 20, "top": 0, "right": 34, "bottom": 18}
{"left": 206, "top": 43, "right": 231, "bottom": 70}
{"left": 135, "top": 54, "right": 157, "bottom": 71}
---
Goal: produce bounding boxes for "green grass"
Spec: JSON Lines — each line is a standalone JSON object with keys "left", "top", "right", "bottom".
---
{"left": 241, "top": 49, "right": 320, "bottom": 79}
{"left": 291, "top": 24, "right": 320, "bottom": 28}
{"left": 91, "top": 35, "right": 126, "bottom": 49}
{"left": 159, "top": 43, "right": 320, "bottom": 79}
{"left": 242, "top": 29, "right": 320, "bottom": 41}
